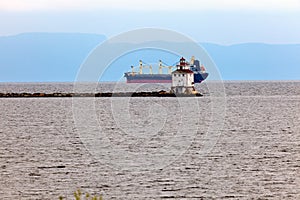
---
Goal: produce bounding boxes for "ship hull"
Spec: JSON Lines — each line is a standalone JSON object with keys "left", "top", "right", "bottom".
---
{"left": 194, "top": 72, "right": 209, "bottom": 83}
{"left": 124, "top": 72, "right": 208, "bottom": 83}
{"left": 127, "top": 79, "right": 172, "bottom": 83}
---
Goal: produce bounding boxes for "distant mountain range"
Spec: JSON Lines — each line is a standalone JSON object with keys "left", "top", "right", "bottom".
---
{"left": 201, "top": 43, "right": 300, "bottom": 80}
{"left": 0, "top": 33, "right": 106, "bottom": 82}
{"left": 0, "top": 32, "right": 299, "bottom": 82}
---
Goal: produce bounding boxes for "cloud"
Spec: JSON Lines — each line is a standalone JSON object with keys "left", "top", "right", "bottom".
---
{"left": 0, "top": 0, "right": 299, "bottom": 12}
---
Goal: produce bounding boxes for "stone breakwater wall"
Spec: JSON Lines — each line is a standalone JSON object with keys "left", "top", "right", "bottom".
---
{"left": 0, "top": 91, "right": 203, "bottom": 98}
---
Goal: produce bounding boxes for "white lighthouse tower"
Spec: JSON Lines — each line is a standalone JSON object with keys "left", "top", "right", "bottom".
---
{"left": 171, "top": 57, "right": 196, "bottom": 95}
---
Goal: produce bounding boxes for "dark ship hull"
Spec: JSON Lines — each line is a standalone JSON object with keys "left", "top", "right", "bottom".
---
{"left": 124, "top": 72, "right": 209, "bottom": 83}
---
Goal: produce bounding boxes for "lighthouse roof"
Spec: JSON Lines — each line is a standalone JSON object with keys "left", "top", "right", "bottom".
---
{"left": 172, "top": 69, "right": 194, "bottom": 74}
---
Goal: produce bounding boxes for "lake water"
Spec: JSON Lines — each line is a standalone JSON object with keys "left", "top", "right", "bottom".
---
{"left": 0, "top": 81, "right": 300, "bottom": 199}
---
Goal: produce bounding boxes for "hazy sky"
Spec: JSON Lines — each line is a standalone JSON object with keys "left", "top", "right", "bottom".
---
{"left": 0, "top": 0, "right": 300, "bottom": 44}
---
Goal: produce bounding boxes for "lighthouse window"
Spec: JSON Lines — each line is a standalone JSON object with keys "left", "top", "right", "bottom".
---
{"left": 182, "top": 74, "right": 185, "bottom": 77}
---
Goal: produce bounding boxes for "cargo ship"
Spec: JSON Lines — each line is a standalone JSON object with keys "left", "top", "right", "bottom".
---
{"left": 124, "top": 56, "right": 208, "bottom": 83}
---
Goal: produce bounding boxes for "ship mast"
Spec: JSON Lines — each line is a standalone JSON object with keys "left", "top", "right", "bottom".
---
{"left": 190, "top": 56, "right": 195, "bottom": 65}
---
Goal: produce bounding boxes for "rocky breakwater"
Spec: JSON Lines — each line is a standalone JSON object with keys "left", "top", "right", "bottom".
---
{"left": 0, "top": 91, "right": 203, "bottom": 98}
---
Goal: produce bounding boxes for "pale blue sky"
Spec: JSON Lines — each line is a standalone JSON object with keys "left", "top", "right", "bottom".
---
{"left": 0, "top": 0, "right": 300, "bottom": 44}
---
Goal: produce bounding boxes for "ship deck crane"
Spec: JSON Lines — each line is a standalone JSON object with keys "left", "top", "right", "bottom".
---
{"left": 138, "top": 60, "right": 153, "bottom": 74}
{"left": 159, "top": 60, "right": 176, "bottom": 74}
{"left": 130, "top": 65, "right": 136, "bottom": 75}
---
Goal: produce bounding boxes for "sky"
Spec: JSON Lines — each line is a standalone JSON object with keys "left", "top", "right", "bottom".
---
{"left": 0, "top": 0, "right": 300, "bottom": 44}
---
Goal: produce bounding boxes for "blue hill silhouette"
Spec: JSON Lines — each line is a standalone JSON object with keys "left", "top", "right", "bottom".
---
{"left": 0, "top": 33, "right": 299, "bottom": 81}
{"left": 0, "top": 33, "right": 106, "bottom": 82}
{"left": 201, "top": 43, "right": 300, "bottom": 80}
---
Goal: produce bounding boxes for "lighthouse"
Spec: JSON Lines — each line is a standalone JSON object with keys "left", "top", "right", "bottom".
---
{"left": 171, "top": 57, "right": 196, "bottom": 95}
